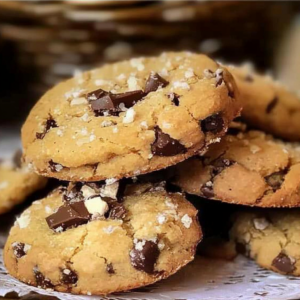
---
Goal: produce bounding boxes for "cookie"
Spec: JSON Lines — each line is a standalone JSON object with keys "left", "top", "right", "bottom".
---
{"left": 229, "top": 210, "right": 300, "bottom": 276}
{"left": 0, "top": 152, "right": 47, "bottom": 215}
{"left": 22, "top": 52, "right": 241, "bottom": 181}
{"left": 172, "top": 130, "right": 300, "bottom": 207}
{"left": 229, "top": 65, "right": 300, "bottom": 141}
{"left": 4, "top": 182, "right": 202, "bottom": 295}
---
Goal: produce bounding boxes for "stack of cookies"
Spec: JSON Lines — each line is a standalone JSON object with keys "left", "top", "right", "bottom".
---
{"left": 3, "top": 50, "right": 300, "bottom": 295}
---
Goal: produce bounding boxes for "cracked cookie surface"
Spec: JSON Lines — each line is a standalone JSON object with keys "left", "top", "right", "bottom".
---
{"left": 173, "top": 130, "right": 300, "bottom": 207}
{"left": 229, "top": 210, "right": 300, "bottom": 276}
{"left": 0, "top": 155, "right": 47, "bottom": 215}
{"left": 229, "top": 66, "right": 300, "bottom": 141}
{"left": 4, "top": 182, "right": 202, "bottom": 295}
{"left": 22, "top": 52, "right": 241, "bottom": 181}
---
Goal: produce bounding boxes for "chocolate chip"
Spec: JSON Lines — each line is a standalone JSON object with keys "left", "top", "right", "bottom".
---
{"left": 265, "top": 171, "right": 286, "bottom": 191}
{"left": 144, "top": 72, "right": 169, "bottom": 94}
{"left": 212, "top": 158, "right": 233, "bottom": 176}
{"left": 168, "top": 93, "right": 180, "bottom": 106}
{"left": 272, "top": 253, "right": 295, "bottom": 274}
{"left": 61, "top": 269, "right": 78, "bottom": 285}
{"left": 87, "top": 88, "right": 144, "bottom": 116}
{"left": 12, "top": 149, "right": 22, "bottom": 169}
{"left": 36, "top": 118, "right": 58, "bottom": 139}
{"left": 49, "top": 160, "right": 64, "bottom": 173}
{"left": 46, "top": 201, "right": 91, "bottom": 232}
{"left": 151, "top": 127, "right": 186, "bottom": 156}
{"left": 200, "top": 184, "right": 214, "bottom": 198}
{"left": 34, "top": 268, "right": 54, "bottom": 289}
{"left": 109, "top": 203, "right": 126, "bottom": 220}
{"left": 201, "top": 113, "right": 224, "bottom": 134}
{"left": 266, "top": 97, "right": 278, "bottom": 114}
{"left": 106, "top": 263, "right": 115, "bottom": 274}
{"left": 130, "top": 240, "right": 160, "bottom": 274}
{"left": 12, "top": 242, "right": 26, "bottom": 259}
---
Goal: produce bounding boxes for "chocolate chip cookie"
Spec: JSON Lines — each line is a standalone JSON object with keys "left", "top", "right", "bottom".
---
{"left": 0, "top": 152, "right": 47, "bottom": 214}
{"left": 173, "top": 130, "right": 300, "bottom": 207}
{"left": 229, "top": 210, "right": 300, "bottom": 276}
{"left": 4, "top": 182, "right": 202, "bottom": 295}
{"left": 229, "top": 65, "right": 300, "bottom": 141}
{"left": 22, "top": 52, "right": 241, "bottom": 182}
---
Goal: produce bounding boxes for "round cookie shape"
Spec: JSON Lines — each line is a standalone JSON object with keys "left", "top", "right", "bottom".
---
{"left": 4, "top": 182, "right": 202, "bottom": 295}
{"left": 0, "top": 153, "right": 47, "bottom": 215}
{"left": 22, "top": 52, "right": 241, "bottom": 181}
{"left": 229, "top": 210, "right": 300, "bottom": 276}
{"left": 229, "top": 65, "right": 300, "bottom": 141}
{"left": 173, "top": 130, "right": 300, "bottom": 207}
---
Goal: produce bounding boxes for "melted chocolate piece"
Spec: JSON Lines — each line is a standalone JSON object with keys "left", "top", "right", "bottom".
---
{"left": 12, "top": 242, "right": 26, "bottom": 259}
{"left": 144, "top": 72, "right": 169, "bottom": 94}
{"left": 200, "top": 185, "right": 214, "bottom": 198}
{"left": 34, "top": 268, "right": 54, "bottom": 289}
{"left": 109, "top": 202, "right": 126, "bottom": 220}
{"left": 130, "top": 240, "right": 160, "bottom": 274}
{"left": 63, "top": 183, "right": 84, "bottom": 202}
{"left": 201, "top": 113, "right": 224, "bottom": 134}
{"left": 168, "top": 93, "right": 180, "bottom": 106}
{"left": 106, "top": 263, "right": 115, "bottom": 274}
{"left": 46, "top": 201, "right": 91, "bottom": 232}
{"left": 36, "top": 118, "right": 58, "bottom": 139}
{"left": 151, "top": 127, "right": 186, "bottom": 156}
{"left": 87, "top": 88, "right": 144, "bottom": 116}
{"left": 265, "top": 171, "right": 286, "bottom": 191}
{"left": 266, "top": 97, "right": 278, "bottom": 114}
{"left": 212, "top": 158, "right": 234, "bottom": 176}
{"left": 272, "top": 253, "right": 295, "bottom": 274}
{"left": 61, "top": 269, "right": 78, "bottom": 285}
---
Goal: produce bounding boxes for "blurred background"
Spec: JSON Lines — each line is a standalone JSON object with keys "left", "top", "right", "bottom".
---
{"left": 0, "top": 0, "right": 299, "bottom": 128}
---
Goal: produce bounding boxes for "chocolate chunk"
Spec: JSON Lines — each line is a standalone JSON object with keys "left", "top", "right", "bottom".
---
{"left": 36, "top": 118, "right": 58, "bottom": 139}
{"left": 201, "top": 113, "right": 224, "bottom": 134}
{"left": 106, "top": 263, "right": 115, "bottom": 274}
{"left": 168, "top": 93, "right": 180, "bottom": 106}
{"left": 49, "top": 160, "right": 64, "bottom": 173}
{"left": 215, "top": 69, "right": 224, "bottom": 87}
{"left": 12, "top": 242, "right": 26, "bottom": 259}
{"left": 34, "top": 268, "right": 54, "bottom": 289}
{"left": 62, "top": 269, "right": 78, "bottom": 285}
{"left": 266, "top": 97, "right": 278, "bottom": 114}
{"left": 144, "top": 72, "right": 169, "bottom": 94}
{"left": 212, "top": 158, "right": 233, "bottom": 176}
{"left": 272, "top": 253, "right": 295, "bottom": 274}
{"left": 201, "top": 184, "right": 214, "bottom": 198}
{"left": 265, "top": 171, "right": 286, "bottom": 191}
{"left": 87, "top": 88, "right": 144, "bottom": 116}
{"left": 130, "top": 240, "right": 160, "bottom": 274}
{"left": 12, "top": 149, "right": 22, "bottom": 169}
{"left": 151, "top": 127, "right": 186, "bottom": 156}
{"left": 109, "top": 202, "right": 126, "bottom": 220}
{"left": 46, "top": 201, "right": 91, "bottom": 232}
